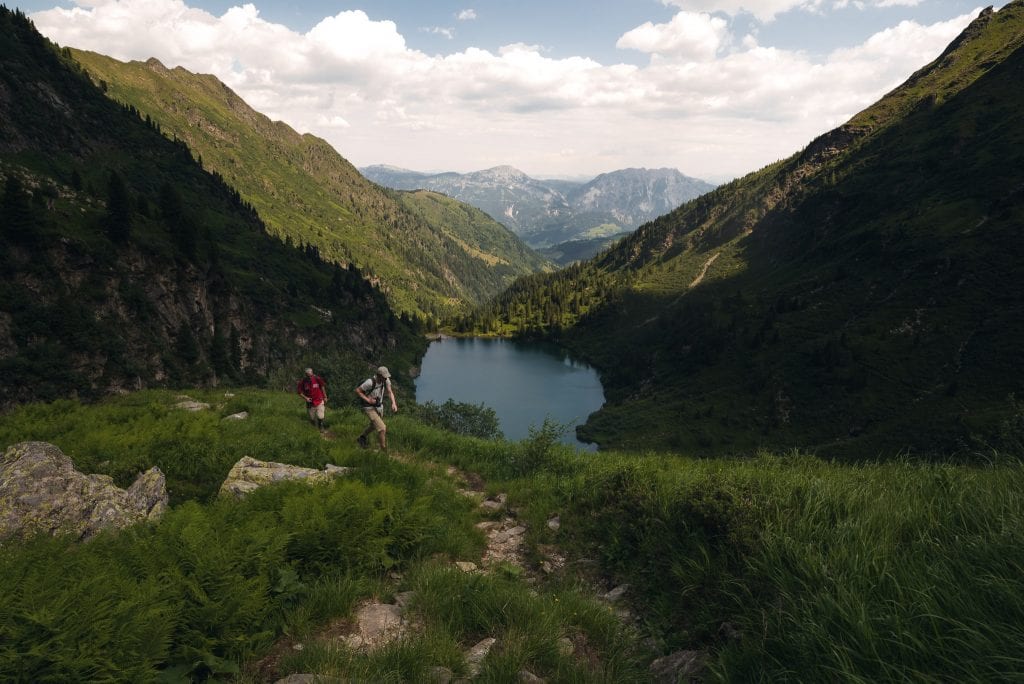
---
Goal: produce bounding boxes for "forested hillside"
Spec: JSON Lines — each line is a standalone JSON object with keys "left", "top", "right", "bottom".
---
{"left": 473, "top": 2, "right": 1024, "bottom": 457}
{"left": 70, "top": 50, "right": 550, "bottom": 320}
{"left": 0, "top": 7, "right": 421, "bottom": 405}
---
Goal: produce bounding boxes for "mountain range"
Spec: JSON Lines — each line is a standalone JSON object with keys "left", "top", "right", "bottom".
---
{"left": 361, "top": 164, "right": 715, "bottom": 251}
{"left": 473, "top": 2, "right": 1024, "bottom": 458}
{"left": 70, "top": 51, "right": 550, "bottom": 320}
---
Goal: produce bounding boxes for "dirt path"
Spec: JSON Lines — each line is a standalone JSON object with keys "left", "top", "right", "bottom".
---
{"left": 689, "top": 252, "right": 720, "bottom": 289}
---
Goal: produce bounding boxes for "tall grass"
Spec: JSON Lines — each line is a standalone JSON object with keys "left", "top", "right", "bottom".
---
{"left": 3, "top": 391, "right": 1023, "bottom": 680}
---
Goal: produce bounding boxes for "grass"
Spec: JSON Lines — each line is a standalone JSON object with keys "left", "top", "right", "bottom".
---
{"left": 1, "top": 390, "right": 1023, "bottom": 681}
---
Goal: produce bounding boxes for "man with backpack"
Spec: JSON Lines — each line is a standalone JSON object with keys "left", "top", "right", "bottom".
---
{"left": 355, "top": 366, "right": 398, "bottom": 451}
{"left": 297, "top": 367, "right": 328, "bottom": 431}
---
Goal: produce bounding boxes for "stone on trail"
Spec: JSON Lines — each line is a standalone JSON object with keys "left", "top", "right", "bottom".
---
{"left": 174, "top": 398, "right": 210, "bottom": 411}
{"left": 0, "top": 441, "right": 168, "bottom": 541}
{"left": 464, "top": 637, "right": 498, "bottom": 677}
{"left": 218, "top": 456, "right": 352, "bottom": 498}
{"left": 223, "top": 411, "right": 249, "bottom": 421}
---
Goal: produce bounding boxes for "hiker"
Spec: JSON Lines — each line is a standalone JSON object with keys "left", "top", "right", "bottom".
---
{"left": 296, "top": 367, "right": 328, "bottom": 431}
{"left": 355, "top": 366, "right": 398, "bottom": 451}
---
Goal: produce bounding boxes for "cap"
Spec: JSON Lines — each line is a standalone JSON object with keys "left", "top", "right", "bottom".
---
{"left": 377, "top": 366, "right": 391, "bottom": 379}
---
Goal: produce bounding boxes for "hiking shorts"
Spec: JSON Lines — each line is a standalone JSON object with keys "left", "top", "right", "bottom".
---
{"left": 308, "top": 403, "right": 325, "bottom": 421}
{"left": 363, "top": 407, "right": 386, "bottom": 432}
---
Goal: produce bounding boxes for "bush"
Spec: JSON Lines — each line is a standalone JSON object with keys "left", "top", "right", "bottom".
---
{"left": 410, "top": 399, "right": 503, "bottom": 440}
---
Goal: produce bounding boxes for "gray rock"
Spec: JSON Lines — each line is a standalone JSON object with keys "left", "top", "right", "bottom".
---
{"left": 0, "top": 441, "right": 168, "bottom": 542}
{"left": 649, "top": 649, "right": 707, "bottom": 683}
{"left": 174, "top": 399, "right": 210, "bottom": 411}
{"left": 341, "top": 601, "right": 408, "bottom": 652}
{"left": 519, "top": 669, "right": 545, "bottom": 683}
{"left": 603, "top": 584, "right": 629, "bottom": 602}
{"left": 223, "top": 411, "right": 249, "bottom": 421}
{"left": 273, "top": 675, "right": 320, "bottom": 684}
{"left": 547, "top": 515, "right": 561, "bottom": 531}
{"left": 465, "top": 637, "right": 497, "bottom": 677}
{"left": 218, "top": 456, "right": 352, "bottom": 498}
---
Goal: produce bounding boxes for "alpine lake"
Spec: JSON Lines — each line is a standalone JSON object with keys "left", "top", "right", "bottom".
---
{"left": 415, "top": 337, "right": 605, "bottom": 450}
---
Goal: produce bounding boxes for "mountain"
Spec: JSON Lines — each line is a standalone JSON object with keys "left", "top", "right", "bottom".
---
{"left": 360, "top": 164, "right": 715, "bottom": 247}
{"left": 69, "top": 52, "right": 550, "bottom": 320}
{"left": 474, "top": 2, "right": 1024, "bottom": 458}
{"left": 0, "top": 7, "right": 421, "bottom": 404}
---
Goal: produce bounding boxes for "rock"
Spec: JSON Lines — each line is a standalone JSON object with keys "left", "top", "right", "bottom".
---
{"left": 218, "top": 456, "right": 352, "bottom": 498}
{"left": 273, "top": 675, "right": 319, "bottom": 684}
{"left": 342, "top": 601, "right": 407, "bottom": 651}
{"left": 557, "top": 637, "right": 574, "bottom": 656}
{"left": 223, "top": 411, "right": 249, "bottom": 421}
{"left": 475, "top": 521, "right": 501, "bottom": 531}
{"left": 455, "top": 561, "right": 478, "bottom": 573}
{"left": 0, "top": 441, "right": 168, "bottom": 542}
{"left": 175, "top": 399, "right": 210, "bottom": 411}
{"left": 649, "top": 649, "right": 707, "bottom": 683}
{"left": 272, "top": 671, "right": 315, "bottom": 684}
{"left": 391, "top": 591, "right": 415, "bottom": 609}
{"left": 464, "top": 637, "right": 497, "bottom": 677}
{"left": 480, "top": 499, "right": 503, "bottom": 511}
{"left": 603, "top": 584, "right": 629, "bottom": 602}
{"left": 519, "top": 669, "right": 545, "bottom": 683}
{"left": 547, "top": 515, "right": 561, "bottom": 531}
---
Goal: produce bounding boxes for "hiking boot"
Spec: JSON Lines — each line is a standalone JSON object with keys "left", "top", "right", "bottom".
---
{"left": 357, "top": 435, "right": 369, "bottom": 449}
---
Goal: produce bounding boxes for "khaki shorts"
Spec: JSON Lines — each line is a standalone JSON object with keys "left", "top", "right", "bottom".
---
{"left": 308, "top": 403, "right": 325, "bottom": 420}
{"left": 363, "top": 407, "right": 386, "bottom": 432}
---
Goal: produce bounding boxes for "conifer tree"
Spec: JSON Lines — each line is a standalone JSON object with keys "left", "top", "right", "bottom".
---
{"left": 2, "top": 175, "right": 34, "bottom": 239}
{"left": 105, "top": 170, "right": 131, "bottom": 242}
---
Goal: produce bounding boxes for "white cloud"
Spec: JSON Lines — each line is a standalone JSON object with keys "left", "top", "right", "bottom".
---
{"left": 617, "top": 11, "right": 729, "bottom": 61}
{"left": 422, "top": 26, "right": 455, "bottom": 40}
{"left": 29, "top": 1, "right": 980, "bottom": 179}
{"left": 662, "top": 0, "right": 924, "bottom": 21}
{"left": 457, "top": 9, "right": 477, "bottom": 21}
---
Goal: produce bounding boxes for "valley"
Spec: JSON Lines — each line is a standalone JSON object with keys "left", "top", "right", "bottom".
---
{"left": 2, "top": 2, "right": 1024, "bottom": 682}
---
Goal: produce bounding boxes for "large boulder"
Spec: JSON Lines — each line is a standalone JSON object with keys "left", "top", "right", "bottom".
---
{"left": 219, "top": 456, "right": 353, "bottom": 498}
{"left": 0, "top": 441, "right": 168, "bottom": 542}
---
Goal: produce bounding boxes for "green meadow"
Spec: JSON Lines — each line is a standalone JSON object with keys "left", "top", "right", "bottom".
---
{"left": 1, "top": 389, "right": 1022, "bottom": 681}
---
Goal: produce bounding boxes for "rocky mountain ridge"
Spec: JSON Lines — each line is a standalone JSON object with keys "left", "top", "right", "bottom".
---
{"left": 361, "top": 164, "right": 715, "bottom": 249}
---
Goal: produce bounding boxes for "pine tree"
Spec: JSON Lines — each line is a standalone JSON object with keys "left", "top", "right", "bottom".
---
{"left": 1, "top": 174, "right": 38, "bottom": 243}
{"left": 105, "top": 170, "right": 131, "bottom": 242}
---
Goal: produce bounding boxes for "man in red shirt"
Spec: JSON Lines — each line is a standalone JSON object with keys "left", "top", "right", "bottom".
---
{"left": 297, "top": 367, "right": 328, "bottom": 431}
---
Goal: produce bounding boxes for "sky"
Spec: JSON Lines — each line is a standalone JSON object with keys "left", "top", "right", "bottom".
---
{"left": 14, "top": 0, "right": 997, "bottom": 182}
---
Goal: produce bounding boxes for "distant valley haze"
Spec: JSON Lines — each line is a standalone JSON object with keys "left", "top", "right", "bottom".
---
{"left": 16, "top": 0, "right": 998, "bottom": 183}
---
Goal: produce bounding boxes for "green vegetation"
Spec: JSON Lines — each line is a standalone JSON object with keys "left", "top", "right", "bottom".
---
{"left": 2, "top": 391, "right": 1022, "bottom": 681}
{"left": 70, "top": 50, "right": 550, "bottom": 320}
{"left": 468, "top": 3, "right": 1024, "bottom": 457}
{"left": 0, "top": 7, "right": 421, "bottom": 405}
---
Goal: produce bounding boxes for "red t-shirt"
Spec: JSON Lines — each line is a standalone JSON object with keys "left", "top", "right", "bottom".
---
{"left": 297, "top": 375, "right": 327, "bottom": 406}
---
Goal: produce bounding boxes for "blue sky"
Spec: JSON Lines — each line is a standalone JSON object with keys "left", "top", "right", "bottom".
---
{"left": 15, "top": 0, "right": 994, "bottom": 181}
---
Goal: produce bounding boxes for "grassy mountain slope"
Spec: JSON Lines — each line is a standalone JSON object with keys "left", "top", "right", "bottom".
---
{"left": 0, "top": 7, "right": 421, "bottom": 404}
{"left": 2, "top": 391, "right": 1022, "bottom": 681}
{"left": 478, "top": 3, "right": 1024, "bottom": 457}
{"left": 70, "top": 51, "right": 549, "bottom": 319}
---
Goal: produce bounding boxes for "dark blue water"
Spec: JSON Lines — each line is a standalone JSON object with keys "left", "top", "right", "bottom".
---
{"left": 415, "top": 337, "right": 605, "bottom": 450}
